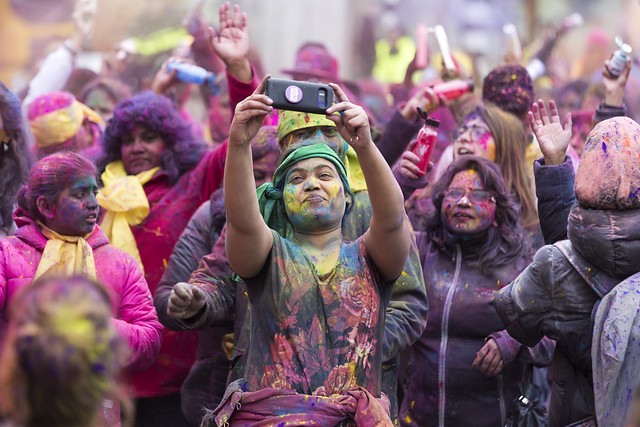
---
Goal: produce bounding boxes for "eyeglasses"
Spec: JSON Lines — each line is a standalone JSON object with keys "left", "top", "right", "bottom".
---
{"left": 443, "top": 188, "right": 496, "bottom": 204}
{"left": 452, "top": 124, "right": 492, "bottom": 142}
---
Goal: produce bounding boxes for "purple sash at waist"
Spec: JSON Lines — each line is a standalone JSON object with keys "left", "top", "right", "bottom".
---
{"left": 208, "top": 382, "right": 392, "bottom": 426}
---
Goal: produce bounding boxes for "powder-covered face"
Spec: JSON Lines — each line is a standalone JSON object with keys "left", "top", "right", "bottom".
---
{"left": 120, "top": 125, "right": 167, "bottom": 175}
{"left": 453, "top": 115, "right": 496, "bottom": 162}
{"left": 283, "top": 157, "right": 346, "bottom": 233}
{"left": 441, "top": 169, "right": 496, "bottom": 236}
{"left": 85, "top": 88, "right": 116, "bottom": 122}
{"left": 44, "top": 175, "right": 100, "bottom": 236}
{"left": 282, "top": 127, "right": 343, "bottom": 154}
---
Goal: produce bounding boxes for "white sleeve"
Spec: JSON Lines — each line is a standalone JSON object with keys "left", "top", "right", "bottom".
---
{"left": 22, "top": 45, "right": 75, "bottom": 113}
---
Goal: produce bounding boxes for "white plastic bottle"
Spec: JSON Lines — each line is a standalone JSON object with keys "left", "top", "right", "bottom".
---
{"left": 608, "top": 37, "right": 632, "bottom": 77}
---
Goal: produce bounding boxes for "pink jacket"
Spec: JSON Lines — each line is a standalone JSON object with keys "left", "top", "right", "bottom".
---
{"left": 0, "top": 210, "right": 163, "bottom": 372}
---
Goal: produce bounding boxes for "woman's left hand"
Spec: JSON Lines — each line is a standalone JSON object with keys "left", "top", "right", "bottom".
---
{"left": 325, "top": 83, "right": 372, "bottom": 150}
{"left": 472, "top": 338, "right": 504, "bottom": 377}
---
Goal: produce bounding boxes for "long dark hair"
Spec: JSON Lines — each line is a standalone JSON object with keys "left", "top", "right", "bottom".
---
{"left": 98, "top": 91, "right": 207, "bottom": 184}
{"left": 426, "top": 155, "right": 532, "bottom": 272}
{"left": 0, "top": 81, "right": 31, "bottom": 230}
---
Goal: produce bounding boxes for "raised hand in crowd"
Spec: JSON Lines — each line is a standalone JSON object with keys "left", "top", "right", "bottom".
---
{"left": 602, "top": 56, "right": 632, "bottom": 108}
{"left": 399, "top": 85, "right": 445, "bottom": 122}
{"left": 150, "top": 57, "right": 195, "bottom": 95}
{"left": 395, "top": 139, "right": 434, "bottom": 181}
{"left": 529, "top": 99, "right": 572, "bottom": 166}
{"left": 209, "top": 2, "right": 252, "bottom": 82}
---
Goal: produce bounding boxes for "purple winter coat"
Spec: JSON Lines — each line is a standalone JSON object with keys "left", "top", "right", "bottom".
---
{"left": 0, "top": 210, "right": 163, "bottom": 372}
{"left": 399, "top": 232, "right": 554, "bottom": 427}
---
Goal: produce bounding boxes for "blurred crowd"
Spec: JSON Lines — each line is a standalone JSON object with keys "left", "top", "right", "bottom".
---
{"left": 1, "top": 1, "right": 640, "bottom": 426}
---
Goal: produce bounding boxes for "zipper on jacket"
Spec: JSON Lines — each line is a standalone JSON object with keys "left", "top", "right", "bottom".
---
{"left": 498, "top": 373, "right": 506, "bottom": 425}
{"left": 438, "top": 244, "right": 462, "bottom": 427}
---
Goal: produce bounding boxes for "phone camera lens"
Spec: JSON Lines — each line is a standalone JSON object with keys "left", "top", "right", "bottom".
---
{"left": 318, "top": 89, "right": 327, "bottom": 108}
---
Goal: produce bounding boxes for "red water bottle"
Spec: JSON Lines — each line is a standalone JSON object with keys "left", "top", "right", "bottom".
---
{"left": 412, "top": 107, "right": 440, "bottom": 174}
{"left": 429, "top": 78, "right": 474, "bottom": 102}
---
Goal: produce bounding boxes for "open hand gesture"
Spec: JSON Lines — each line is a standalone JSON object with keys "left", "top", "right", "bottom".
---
{"left": 528, "top": 99, "right": 572, "bottom": 166}
{"left": 209, "top": 2, "right": 249, "bottom": 69}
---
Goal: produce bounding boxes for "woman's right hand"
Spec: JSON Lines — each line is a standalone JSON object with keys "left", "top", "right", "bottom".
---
{"left": 528, "top": 99, "right": 572, "bottom": 166}
{"left": 602, "top": 57, "right": 631, "bottom": 108}
{"left": 228, "top": 75, "right": 272, "bottom": 147}
{"left": 400, "top": 86, "right": 443, "bottom": 122}
{"left": 397, "top": 145, "right": 429, "bottom": 179}
{"left": 167, "top": 282, "right": 206, "bottom": 320}
{"left": 151, "top": 57, "right": 182, "bottom": 95}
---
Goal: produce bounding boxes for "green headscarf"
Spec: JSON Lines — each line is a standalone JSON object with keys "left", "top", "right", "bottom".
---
{"left": 256, "top": 143, "right": 352, "bottom": 238}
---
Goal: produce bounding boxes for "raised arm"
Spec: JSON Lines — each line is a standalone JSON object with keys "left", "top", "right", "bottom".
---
{"left": 224, "top": 76, "right": 273, "bottom": 278}
{"left": 208, "top": 2, "right": 258, "bottom": 118}
{"left": 326, "top": 84, "right": 410, "bottom": 281}
{"left": 529, "top": 99, "right": 576, "bottom": 243}
{"left": 209, "top": 2, "right": 252, "bottom": 83}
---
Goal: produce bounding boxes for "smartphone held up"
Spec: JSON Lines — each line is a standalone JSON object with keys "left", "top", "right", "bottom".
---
{"left": 265, "top": 78, "right": 334, "bottom": 114}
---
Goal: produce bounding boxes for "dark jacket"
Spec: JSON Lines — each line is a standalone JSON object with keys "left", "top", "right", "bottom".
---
{"left": 495, "top": 205, "right": 640, "bottom": 426}
{"left": 534, "top": 156, "right": 576, "bottom": 244}
{"left": 400, "top": 232, "right": 553, "bottom": 427}
{"left": 154, "top": 191, "right": 233, "bottom": 426}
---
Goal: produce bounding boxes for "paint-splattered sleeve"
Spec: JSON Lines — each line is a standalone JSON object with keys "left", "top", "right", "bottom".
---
{"left": 534, "top": 156, "right": 576, "bottom": 245}
{"left": 182, "top": 226, "right": 237, "bottom": 329}
{"left": 494, "top": 245, "right": 556, "bottom": 347}
{"left": 155, "top": 202, "right": 215, "bottom": 331}
{"left": 382, "top": 231, "right": 428, "bottom": 362}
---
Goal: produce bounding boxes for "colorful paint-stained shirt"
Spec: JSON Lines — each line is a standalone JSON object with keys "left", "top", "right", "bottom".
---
{"left": 242, "top": 230, "right": 393, "bottom": 397}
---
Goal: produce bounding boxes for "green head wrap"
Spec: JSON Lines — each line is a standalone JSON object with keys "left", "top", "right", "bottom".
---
{"left": 256, "top": 143, "right": 352, "bottom": 237}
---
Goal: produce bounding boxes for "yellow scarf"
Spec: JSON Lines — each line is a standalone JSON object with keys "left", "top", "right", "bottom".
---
{"left": 35, "top": 222, "right": 97, "bottom": 281}
{"left": 30, "top": 100, "right": 105, "bottom": 148}
{"left": 97, "top": 161, "right": 160, "bottom": 271}
{"left": 344, "top": 145, "right": 367, "bottom": 193}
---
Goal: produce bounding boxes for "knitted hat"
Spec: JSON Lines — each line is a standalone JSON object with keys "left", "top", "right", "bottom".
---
{"left": 482, "top": 65, "right": 534, "bottom": 117}
{"left": 575, "top": 116, "right": 640, "bottom": 209}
